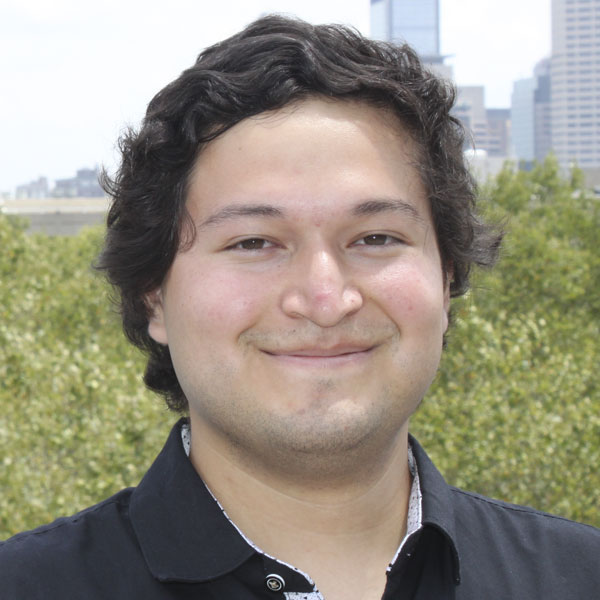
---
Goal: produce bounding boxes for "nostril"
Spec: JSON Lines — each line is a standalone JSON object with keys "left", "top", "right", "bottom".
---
{"left": 280, "top": 250, "right": 362, "bottom": 324}
{"left": 280, "top": 285, "right": 363, "bottom": 327}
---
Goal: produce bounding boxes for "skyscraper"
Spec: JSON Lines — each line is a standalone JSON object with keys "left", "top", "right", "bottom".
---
{"left": 370, "top": 0, "right": 442, "bottom": 64}
{"left": 533, "top": 59, "right": 552, "bottom": 163}
{"left": 510, "top": 59, "right": 551, "bottom": 167}
{"left": 551, "top": 0, "right": 600, "bottom": 167}
{"left": 511, "top": 77, "right": 537, "bottom": 163}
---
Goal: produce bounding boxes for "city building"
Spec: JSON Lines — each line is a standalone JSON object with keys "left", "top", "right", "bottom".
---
{"left": 453, "top": 87, "right": 511, "bottom": 178}
{"left": 551, "top": 0, "right": 600, "bottom": 168}
{"left": 369, "top": 0, "right": 511, "bottom": 178}
{"left": 533, "top": 59, "right": 552, "bottom": 162}
{"left": 370, "top": 0, "right": 439, "bottom": 58}
{"left": 370, "top": 0, "right": 451, "bottom": 78}
{"left": 486, "top": 108, "right": 511, "bottom": 157}
{"left": 9, "top": 167, "right": 107, "bottom": 234}
{"left": 511, "top": 77, "right": 537, "bottom": 164}
{"left": 453, "top": 86, "right": 489, "bottom": 149}
{"left": 52, "top": 167, "right": 104, "bottom": 198}
{"left": 512, "top": 58, "right": 553, "bottom": 167}
{"left": 15, "top": 176, "right": 49, "bottom": 200}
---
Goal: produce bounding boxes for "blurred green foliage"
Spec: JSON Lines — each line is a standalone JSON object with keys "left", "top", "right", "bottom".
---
{"left": 0, "top": 217, "right": 170, "bottom": 538}
{"left": 1, "top": 156, "right": 598, "bottom": 539}
{"left": 414, "top": 157, "right": 599, "bottom": 527}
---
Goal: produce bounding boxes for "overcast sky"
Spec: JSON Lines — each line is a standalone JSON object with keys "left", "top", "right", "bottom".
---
{"left": 0, "top": 0, "right": 551, "bottom": 192}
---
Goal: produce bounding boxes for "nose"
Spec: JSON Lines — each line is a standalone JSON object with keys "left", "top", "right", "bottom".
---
{"left": 280, "top": 248, "right": 363, "bottom": 327}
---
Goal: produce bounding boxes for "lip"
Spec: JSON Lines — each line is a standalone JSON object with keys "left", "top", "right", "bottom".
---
{"left": 261, "top": 344, "right": 376, "bottom": 367}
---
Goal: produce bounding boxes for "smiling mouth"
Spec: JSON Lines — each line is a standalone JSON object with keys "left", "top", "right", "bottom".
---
{"left": 262, "top": 345, "right": 376, "bottom": 366}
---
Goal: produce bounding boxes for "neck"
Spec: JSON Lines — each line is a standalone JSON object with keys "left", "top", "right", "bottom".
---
{"left": 188, "top": 417, "right": 413, "bottom": 600}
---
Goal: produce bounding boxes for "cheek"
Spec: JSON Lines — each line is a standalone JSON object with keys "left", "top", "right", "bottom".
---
{"left": 168, "top": 267, "right": 268, "bottom": 332}
{"left": 371, "top": 263, "right": 445, "bottom": 322}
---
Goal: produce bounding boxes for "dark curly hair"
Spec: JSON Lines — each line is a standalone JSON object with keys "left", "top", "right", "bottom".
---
{"left": 97, "top": 15, "right": 502, "bottom": 413}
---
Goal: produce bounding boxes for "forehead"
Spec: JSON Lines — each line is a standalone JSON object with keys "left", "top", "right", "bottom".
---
{"left": 185, "top": 98, "right": 428, "bottom": 223}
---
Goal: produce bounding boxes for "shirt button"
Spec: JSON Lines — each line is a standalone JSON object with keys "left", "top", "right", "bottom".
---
{"left": 265, "top": 574, "right": 286, "bottom": 592}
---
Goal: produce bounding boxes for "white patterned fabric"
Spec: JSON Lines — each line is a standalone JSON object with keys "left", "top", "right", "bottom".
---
{"left": 181, "top": 423, "right": 191, "bottom": 456}
{"left": 387, "top": 444, "right": 423, "bottom": 571}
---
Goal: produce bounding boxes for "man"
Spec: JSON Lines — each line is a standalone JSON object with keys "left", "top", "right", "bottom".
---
{"left": 1, "top": 15, "right": 598, "bottom": 600}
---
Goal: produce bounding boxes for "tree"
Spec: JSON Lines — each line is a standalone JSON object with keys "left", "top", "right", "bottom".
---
{"left": 413, "top": 157, "right": 599, "bottom": 526}
{"left": 1, "top": 156, "right": 598, "bottom": 538}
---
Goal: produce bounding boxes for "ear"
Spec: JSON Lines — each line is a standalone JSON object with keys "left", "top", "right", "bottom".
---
{"left": 146, "top": 288, "right": 168, "bottom": 345}
{"left": 442, "top": 268, "right": 452, "bottom": 334}
{"left": 442, "top": 284, "right": 450, "bottom": 333}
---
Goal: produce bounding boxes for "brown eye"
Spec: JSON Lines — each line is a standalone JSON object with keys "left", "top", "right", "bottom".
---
{"left": 362, "top": 234, "right": 389, "bottom": 246}
{"left": 236, "top": 238, "right": 270, "bottom": 250}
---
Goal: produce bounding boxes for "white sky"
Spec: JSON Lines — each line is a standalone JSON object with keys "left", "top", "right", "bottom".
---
{"left": 0, "top": 0, "right": 551, "bottom": 192}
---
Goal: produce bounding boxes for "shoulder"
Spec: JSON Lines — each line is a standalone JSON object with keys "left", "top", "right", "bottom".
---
{"left": 0, "top": 488, "right": 143, "bottom": 598}
{"left": 450, "top": 485, "right": 600, "bottom": 546}
{"left": 1, "top": 487, "right": 134, "bottom": 549}
{"left": 448, "top": 486, "right": 600, "bottom": 597}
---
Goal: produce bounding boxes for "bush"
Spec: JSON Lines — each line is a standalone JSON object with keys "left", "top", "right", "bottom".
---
{"left": 413, "top": 157, "right": 599, "bottom": 526}
{"left": 0, "top": 218, "right": 170, "bottom": 537}
{"left": 1, "top": 156, "right": 598, "bottom": 539}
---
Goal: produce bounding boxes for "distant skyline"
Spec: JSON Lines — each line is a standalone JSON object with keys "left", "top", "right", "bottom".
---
{"left": 1, "top": 0, "right": 551, "bottom": 192}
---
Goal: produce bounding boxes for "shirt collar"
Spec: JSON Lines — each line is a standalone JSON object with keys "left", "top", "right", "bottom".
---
{"left": 129, "top": 418, "right": 255, "bottom": 582}
{"left": 130, "top": 420, "right": 460, "bottom": 584}
{"left": 409, "top": 434, "right": 462, "bottom": 584}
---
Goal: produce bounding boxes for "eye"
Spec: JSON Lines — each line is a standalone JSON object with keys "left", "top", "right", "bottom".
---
{"left": 228, "top": 238, "right": 274, "bottom": 251}
{"left": 354, "top": 234, "right": 402, "bottom": 246}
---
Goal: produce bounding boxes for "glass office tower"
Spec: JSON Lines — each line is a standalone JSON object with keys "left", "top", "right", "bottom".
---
{"left": 551, "top": 0, "right": 600, "bottom": 167}
{"left": 370, "top": 0, "right": 440, "bottom": 61}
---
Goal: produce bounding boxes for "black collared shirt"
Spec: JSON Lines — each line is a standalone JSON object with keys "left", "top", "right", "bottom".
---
{"left": 2, "top": 419, "right": 599, "bottom": 599}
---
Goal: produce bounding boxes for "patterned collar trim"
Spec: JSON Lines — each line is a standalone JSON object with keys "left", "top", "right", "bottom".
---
{"left": 180, "top": 422, "right": 423, "bottom": 578}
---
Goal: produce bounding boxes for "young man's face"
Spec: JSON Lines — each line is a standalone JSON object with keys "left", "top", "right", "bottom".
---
{"left": 148, "top": 99, "right": 449, "bottom": 469}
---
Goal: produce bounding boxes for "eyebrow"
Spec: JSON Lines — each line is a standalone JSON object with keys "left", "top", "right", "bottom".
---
{"left": 197, "top": 204, "right": 284, "bottom": 229}
{"left": 351, "top": 199, "right": 424, "bottom": 223}
{"left": 196, "top": 197, "right": 424, "bottom": 229}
